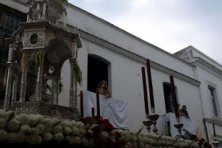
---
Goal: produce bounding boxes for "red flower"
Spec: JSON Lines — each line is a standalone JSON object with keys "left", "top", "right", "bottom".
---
{"left": 203, "top": 142, "right": 212, "bottom": 148}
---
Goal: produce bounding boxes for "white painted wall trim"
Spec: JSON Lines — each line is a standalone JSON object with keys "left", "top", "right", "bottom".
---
{"left": 193, "top": 58, "right": 222, "bottom": 79}
{"left": 77, "top": 29, "right": 200, "bottom": 86}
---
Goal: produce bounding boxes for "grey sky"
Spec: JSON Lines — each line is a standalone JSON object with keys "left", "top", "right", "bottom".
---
{"left": 68, "top": 0, "right": 222, "bottom": 64}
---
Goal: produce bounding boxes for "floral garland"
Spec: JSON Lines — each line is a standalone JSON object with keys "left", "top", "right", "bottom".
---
{"left": 0, "top": 110, "right": 205, "bottom": 147}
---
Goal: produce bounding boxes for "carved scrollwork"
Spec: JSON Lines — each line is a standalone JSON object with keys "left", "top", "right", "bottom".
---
{"left": 46, "top": 0, "right": 67, "bottom": 23}
{"left": 22, "top": 30, "right": 45, "bottom": 51}
{"left": 27, "top": 0, "right": 67, "bottom": 23}
{"left": 27, "top": 0, "right": 44, "bottom": 21}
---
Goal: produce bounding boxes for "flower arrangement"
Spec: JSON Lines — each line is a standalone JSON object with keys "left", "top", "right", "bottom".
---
{"left": 80, "top": 116, "right": 126, "bottom": 148}
{"left": 0, "top": 110, "right": 202, "bottom": 147}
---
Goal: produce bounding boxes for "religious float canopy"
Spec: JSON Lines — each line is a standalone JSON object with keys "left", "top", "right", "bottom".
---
{"left": 3, "top": 0, "right": 82, "bottom": 119}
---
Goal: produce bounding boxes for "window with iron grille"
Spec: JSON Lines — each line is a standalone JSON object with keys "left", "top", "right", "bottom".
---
{"left": 0, "top": 4, "right": 26, "bottom": 64}
{"left": 0, "top": 4, "right": 26, "bottom": 101}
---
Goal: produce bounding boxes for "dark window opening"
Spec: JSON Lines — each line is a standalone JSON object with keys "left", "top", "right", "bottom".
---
{"left": 163, "top": 82, "right": 173, "bottom": 113}
{"left": 208, "top": 85, "right": 218, "bottom": 116}
{"left": 0, "top": 4, "right": 26, "bottom": 105}
{"left": 0, "top": 4, "right": 26, "bottom": 64}
{"left": 163, "top": 82, "right": 178, "bottom": 113}
{"left": 87, "top": 55, "right": 110, "bottom": 93}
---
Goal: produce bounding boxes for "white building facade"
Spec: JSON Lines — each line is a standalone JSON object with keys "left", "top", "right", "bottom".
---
{"left": 0, "top": 0, "right": 221, "bottom": 145}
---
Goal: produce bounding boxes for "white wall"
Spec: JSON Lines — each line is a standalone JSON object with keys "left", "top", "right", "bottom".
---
{"left": 196, "top": 67, "right": 222, "bottom": 118}
{"left": 59, "top": 37, "right": 204, "bottom": 133}
{"left": 196, "top": 66, "right": 222, "bottom": 142}
{"left": 1, "top": 0, "right": 28, "bottom": 13}
{"left": 192, "top": 49, "right": 222, "bottom": 72}
{"left": 66, "top": 4, "right": 195, "bottom": 79}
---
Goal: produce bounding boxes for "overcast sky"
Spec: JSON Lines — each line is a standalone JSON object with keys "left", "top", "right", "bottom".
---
{"left": 68, "top": 0, "right": 222, "bottom": 64}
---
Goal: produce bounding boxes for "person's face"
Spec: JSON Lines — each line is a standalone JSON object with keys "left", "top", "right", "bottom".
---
{"left": 99, "top": 83, "right": 106, "bottom": 95}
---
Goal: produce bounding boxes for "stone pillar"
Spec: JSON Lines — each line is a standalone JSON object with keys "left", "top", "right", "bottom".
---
{"left": 4, "top": 44, "right": 14, "bottom": 110}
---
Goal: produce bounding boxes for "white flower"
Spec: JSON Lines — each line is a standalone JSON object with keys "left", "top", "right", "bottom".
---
{"left": 7, "top": 119, "right": 20, "bottom": 132}
{"left": 50, "top": 118, "right": 59, "bottom": 125}
{"left": 124, "top": 142, "right": 134, "bottom": 148}
{"left": 28, "top": 114, "right": 43, "bottom": 126}
{"left": 0, "top": 111, "right": 14, "bottom": 121}
{"left": 81, "top": 137, "right": 89, "bottom": 146}
{"left": 54, "top": 132, "right": 64, "bottom": 142}
{"left": 53, "top": 125, "right": 63, "bottom": 133}
{"left": 72, "top": 136, "right": 81, "bottom": 145}
{"left": 40, "top": 118, "right": 59, "bottom": 132}
{"left": 79, "top": 128, "right": 86, "bottom": 136}
{"left": 16, "top": 114, "right": 31, "bottom": 125}
{"left": 100, "top": 131, "right": 109, "bottom": 139}
{"left": 0, "top": 119, "right": 6, "bottom": 129}
{"left": 60, "top": 120, "right": 71, "bottom": 127}
{"left": 42, "top": 132, "right": 53, "bottom": 141}
{"left": 0, "top": 110, "right": 6, "bottom": 118}
{"left": 64, "top": 126, "right": 72, "bottom": 134}
{"left": 144, "top": 144, "right": 151, "bottom": 148}
{"left": 0, "top": 129, "right": 8, "bottom": 141}
{"left": 20, "top": 124, "right": 31, "bottom": 134}
{"left": 26, "top": 135, "right": 42, "bottom": 144}
{"left": 36, "top": 123, "right": 45, "bottom": 134}
{"left": 75, "top": 121, "right": 85, "bottom": 129}
{"left": 16, "top": 133, "right": 25, "bottom": 143}
{"left": 7, "top": 133, "right": 17, "bottom": 143}
{"left": 72, "top": 126, "right": 80, "bottom": 135}
{"left": 30, "top": 127, "right": 40, "bottom": 135}
{"left": 40, "top": 118, "right": 53, "bottom": 132}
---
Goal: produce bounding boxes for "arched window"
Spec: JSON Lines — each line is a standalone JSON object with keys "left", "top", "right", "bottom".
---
{"left": 87, "top": 54, "right": 111, "bottom": 93}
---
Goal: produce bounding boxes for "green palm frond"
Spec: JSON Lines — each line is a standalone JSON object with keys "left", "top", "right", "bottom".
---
{"left": 35, "top": 50, "right": 45, "bottom": 67}
{"left": 72, "top": 58, "right": 82, "bottom": 84}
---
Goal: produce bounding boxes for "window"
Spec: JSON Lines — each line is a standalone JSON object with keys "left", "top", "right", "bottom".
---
{"left": 0, "top": 4, "right": 26, "bottom": 103}
{"left": 0, "top": 4, "right": 26, "bottom": 64}
{"left": 163, "top": 82, "right": 179, "bottom": 113}
{"left": 87, "top": 54, "right": 110, "bottom": 93}
{"left": 208, "top": 85, "right": 219, "bottom": 116}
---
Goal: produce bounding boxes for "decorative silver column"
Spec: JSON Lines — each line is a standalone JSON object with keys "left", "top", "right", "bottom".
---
{"left": 35, "top": 51, "right": 45, "bottom": 101}
{"left": 19, "top": 67, "right": 27, "bottom": 102}
{"left": 4, "top": 44, "right": 14, "bottom": 110}
{"left": 11, "top": 75, "right": 18, "bottom": 106}
{"left": 69, "top": 58, "right": 75, "bottom": 108}
{"left": 69, "top": 40, "right": 77, "bottom": 108}
{"left": 52, "top": 78, "right": 59, "bottom": 105}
